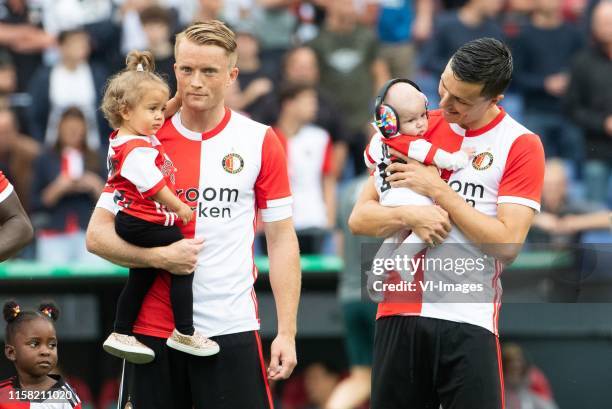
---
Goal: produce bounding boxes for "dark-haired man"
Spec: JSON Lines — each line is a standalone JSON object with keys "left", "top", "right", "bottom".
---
{"left": 349, "top": 38, "right": 545, "bottom": 408}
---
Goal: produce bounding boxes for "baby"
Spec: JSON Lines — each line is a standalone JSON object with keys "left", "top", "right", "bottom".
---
{"left": 364, "top": 79, "right": 472, "bottom": 292}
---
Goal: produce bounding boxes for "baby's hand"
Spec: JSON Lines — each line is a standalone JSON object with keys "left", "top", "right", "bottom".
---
{"left": 177, "top": 203, "right": 194, "bottom": 225}
{"left": 462, "top": 147, "right": 476, "bottom": 157}
{"left": 449, "top": 150, "right": 471, "bottom": 171}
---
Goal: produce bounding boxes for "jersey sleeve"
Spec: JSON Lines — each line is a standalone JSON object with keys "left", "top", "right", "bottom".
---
{"left": 255, "top": 128, "right": 293, "bottom": 222}
{"left": 0, "top": 171, "right": 14, "bottom": 204}
{"left": 120, "top": 146, "right": 166, "bottom": 198}
{"left": 383, "top": 136, "right": 440, "bottom": 166}
{"left": 364, "top": 132, "right": 382, "bottom": 170}
{"left": 498, "top": 133, "right": 545, "bottom": 212}
{"left": 95, "top": 184, "right": 120, "bottom": 215}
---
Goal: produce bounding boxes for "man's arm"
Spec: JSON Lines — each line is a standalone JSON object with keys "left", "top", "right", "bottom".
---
{"left": 0, "top": 192, "right": 34, "bottom": 262}
{"left": 385, "top": 160, "right": 535, "bottom": 264}
{"left": 264, "top": 217, "right": 300, "bottom": 380}
{"left": 432, "top": 182, "right": 533, "bottom": 263}
{"left": 348, "top": 175, "right": 451, "bottom": 244}
{"left": 557, "top": 211, "right": 612, "bottom": 233}
{"left": 85, "top": 207, "right": 201, "bottom": 274}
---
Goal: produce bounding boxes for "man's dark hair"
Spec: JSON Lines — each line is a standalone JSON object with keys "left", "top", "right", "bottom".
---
{"left": 450, "top": 37, "right": 513, "bottom": 98}
{"left": 278, "top": 82, "right": 316, "bottom": 105}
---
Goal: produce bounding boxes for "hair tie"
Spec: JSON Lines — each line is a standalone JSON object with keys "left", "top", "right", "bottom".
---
{"left": 40, "top": 307, "right": 53, "bottom": 319}
{"left": 136, "top": 63, "right": 144, "bottom": 72}
{"left": 12, "top": 305, "right": 20, "bottom": 319}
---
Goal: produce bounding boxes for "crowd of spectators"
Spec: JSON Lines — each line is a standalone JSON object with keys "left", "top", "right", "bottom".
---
{"left": 1, "top": 0, "right": 610, "bottom": 263}
{"left": 0, "top": 0, "right": 610, "bottom": 259}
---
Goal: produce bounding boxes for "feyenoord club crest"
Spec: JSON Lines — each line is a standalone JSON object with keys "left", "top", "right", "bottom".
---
{"left": 222, "top": 153, "right": 244, "bottom": 174}
{"left": 472, "top": 151, "right": 494, "bottom": 171}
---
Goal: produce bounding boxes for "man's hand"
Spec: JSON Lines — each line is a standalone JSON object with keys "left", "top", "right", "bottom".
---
{"left": 544, "top": 73, "right": 569, "bottom": 97}
{"left": 268, "top": 333, "right": 297, "bottom": 380}
{"left": 385, "top": 148, "right": 446, "bottom": 197}
{"left": 532, "top": 212, "right": 560, "bottom": 233}
{"left": 410, "top": 206, "right": 452, "bottom": 246}
{"left": 153, "top": 238, "right": 203, "bottom": 275}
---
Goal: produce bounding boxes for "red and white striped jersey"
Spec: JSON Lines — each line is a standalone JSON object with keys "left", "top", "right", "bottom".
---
{"left": 275, "top": 125, "right": 333, "bottom": 230}
{"left": 105, "top": 132, "right": 179, "bottom": 226}
{"left": 0, "top": 171, "right": 14, "bottom": 204}
{"left": 97, "top": 108, "right": 292, "bottom": 337}
{"left": 365, "top": 131, "right": 471, "bottom": 208}
{"left": 377, "top": 108, "right": 545, "bottom": 335}
{"left": 0, "top": 375, "right": 81, "bottom": 409}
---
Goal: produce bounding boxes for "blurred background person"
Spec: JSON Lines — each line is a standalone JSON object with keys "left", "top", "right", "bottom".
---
{"left": 503, "top": 343, "right": 559, "bottom": 409}
{"left": 513, "top": 0, "right": 585, "bottom": 173}
{"left": 191, "top": 0, "right": 225, "bottom": 22}
{"left": 0, "top": 0, "right": 55, "bottom": 92}
{"left": 27, "top": 28, "right": 110, "bottom": 150}
{"left": 324, "top": 171, "right": 382, "bottom": 409}
{"left": 118, "top": 0, "right": 161, "bottom": 57}
{"left": 528, "top": 159, "right": 610, "bottom": 247}
{"left": 565, "top": 0, "right": 612, "bottom": 206}
{"left": 140, "top": 5, "right": 177, "bottom": 94}
{"left": 253, "top": 0, "right": 297, "bottom": 68}
{"left": 31, "top": 107, "right": 105, "bottom": 264}
{"left": 304, "top": 362, "right": 342, "bottom": 409}
{"left": 274, "top": 83, "right": 336, "bottom": 254}
{"left": 501, "top": 0, "right": 535, "bottom": 38}
{"left": 0, "top": 50, "right": 31, "bottom": 134}
{"left": 229, "top": 26, "right": 277, "bottom": 117}
{"left": 294, "top": 0, "right": 328, "bottom": 44}
{"left": 376, "top": 0, "right": 434, "bottom": 79}
{"left": 254, "top": 45, "right": 350, "bottom": 180}
{"left": 421, "top": 0, "right": 525, "bottom": 119}
{"left": 309, "top": 0, "right": 389, "bottom": 177}
{"left": 0, "top": 108, "right": 39, "bottom": 212}
{"left": 422, "top": 0, "right": 505, "bottom": 79}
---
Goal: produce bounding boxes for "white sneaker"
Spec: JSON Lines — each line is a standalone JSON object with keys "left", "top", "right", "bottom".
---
{"left": 103, "top": 332, "right": 155, "bottom": 364}
{"left": 166, "top": 329, "right": 220, "bottom": 356}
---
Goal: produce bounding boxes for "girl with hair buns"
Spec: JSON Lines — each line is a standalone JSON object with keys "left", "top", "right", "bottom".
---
{"left": 100, "top": 50, "right": 219, "bottom": 364}
{"left": 0, "top": 301, "right": 82, "bottom": 408}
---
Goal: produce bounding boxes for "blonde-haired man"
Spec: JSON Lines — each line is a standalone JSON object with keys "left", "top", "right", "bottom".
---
{"left": 87, "top": 20, "right": 300, "bottom": 408}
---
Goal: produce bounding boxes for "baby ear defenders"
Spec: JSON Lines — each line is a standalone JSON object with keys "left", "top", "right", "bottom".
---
{"left": 374, "top": 78, "right": 428, "bottom": 138}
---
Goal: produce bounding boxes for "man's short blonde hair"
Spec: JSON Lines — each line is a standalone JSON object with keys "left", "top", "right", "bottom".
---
{"left": 175, "top": 20, "right": 237, "bottom": 66}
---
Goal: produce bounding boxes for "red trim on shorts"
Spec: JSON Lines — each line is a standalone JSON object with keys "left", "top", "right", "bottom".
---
{"left": 254, "top": 332, "right": 275, "bottom": 409}
{"left": 495, "top": 336, "right": 506, "bottom": 409}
